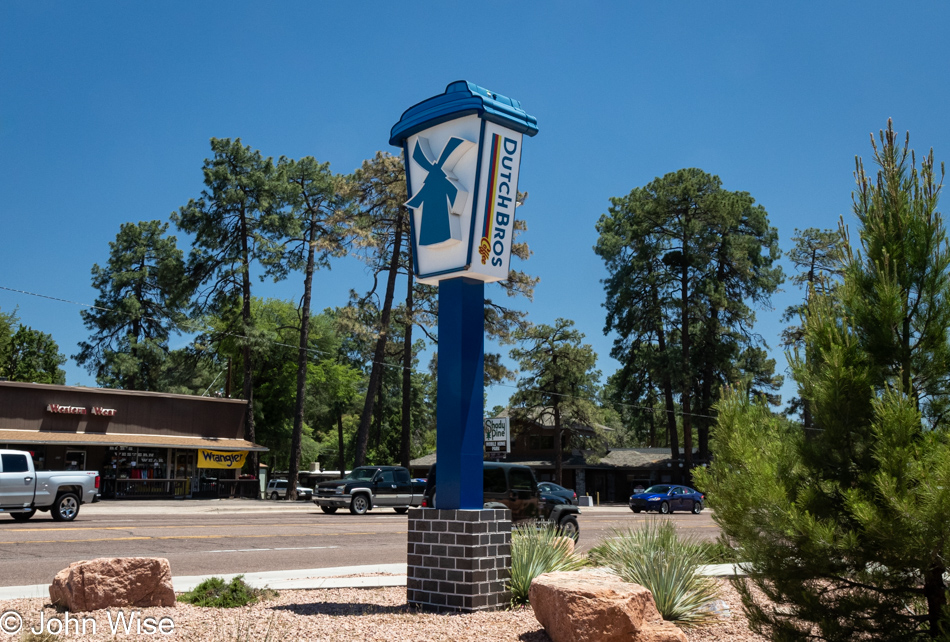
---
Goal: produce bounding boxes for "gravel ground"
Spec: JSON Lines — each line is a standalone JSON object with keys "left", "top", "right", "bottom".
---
{"left": 0, "top": 580, "right": 765, "bottom": 641}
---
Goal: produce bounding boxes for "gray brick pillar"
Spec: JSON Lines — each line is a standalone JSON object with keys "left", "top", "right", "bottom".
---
{"left": 406, "top": 507, "right": 511, "bottom": 612}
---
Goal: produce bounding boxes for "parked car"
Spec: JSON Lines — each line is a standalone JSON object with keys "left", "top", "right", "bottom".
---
{"left": 423, "top": 462, "right": 582, "bottom": 540}
{"left": 629, "top": 484, "right": 704, "bottom": 514}
{"left": 540, "top": 491, "right": 570, "bottom": 506}
{"left": 0, "top": 449, "right": 100, "bottom": 522}
{"left": 537, "top": 481, "right": 577, "bottom": 504}
{"left": 266, "top": 479, "right": 313, "bottom": 501}
{"left": 313, "top": 466, "right": 426, "bottom": 515}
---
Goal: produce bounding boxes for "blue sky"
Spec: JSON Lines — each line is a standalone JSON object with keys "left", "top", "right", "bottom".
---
{"left": 2, "top": 3, "right": 949, "bottom": 412}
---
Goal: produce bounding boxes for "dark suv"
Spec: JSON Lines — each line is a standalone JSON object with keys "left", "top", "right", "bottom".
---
{"left": 423, "top": 462, "right": 581, "bottom": 540}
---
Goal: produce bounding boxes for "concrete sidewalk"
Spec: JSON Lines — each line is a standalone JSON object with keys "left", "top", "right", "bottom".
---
{"left": 0, "top": 562, "right": 746, "bottom": 601}
{"left": 0, "top": 563, "right": 411, "bottom": 601}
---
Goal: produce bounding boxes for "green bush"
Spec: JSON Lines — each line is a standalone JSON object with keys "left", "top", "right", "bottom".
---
{"left": 509, "top": 521, "right": 586, "bottom": 606}
{"left": 177, "top": 575, "right": 274, "bottom": 608}
{"left": 588, "top": 519, "right": 719, "bottom": 625}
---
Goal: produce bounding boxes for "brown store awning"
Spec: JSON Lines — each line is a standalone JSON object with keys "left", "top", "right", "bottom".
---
{"left": 0, "top": 429, "right": 267, "bottom": 452}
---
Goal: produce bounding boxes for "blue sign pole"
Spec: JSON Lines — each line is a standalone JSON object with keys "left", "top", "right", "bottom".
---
{"left": 436, "top": 277, "right": 485, "bottom": 510}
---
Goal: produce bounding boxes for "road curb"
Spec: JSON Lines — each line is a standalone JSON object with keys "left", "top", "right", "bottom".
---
{"left": 0, "top": 562, "right": 747, "bottom": 601}
{"left": 0, "top": 564, "right": 410, "bottom": 601}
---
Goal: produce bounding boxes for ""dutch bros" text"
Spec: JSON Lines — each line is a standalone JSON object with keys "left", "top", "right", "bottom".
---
{"left": 479, "top": 135, "right": 518, "bottom": 267}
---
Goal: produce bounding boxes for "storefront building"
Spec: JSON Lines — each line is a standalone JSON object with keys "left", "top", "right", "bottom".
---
{"left": 0, "top": 380, "right": 267, "bottom": 499}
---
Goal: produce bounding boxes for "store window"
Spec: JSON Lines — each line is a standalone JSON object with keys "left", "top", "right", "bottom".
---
{"left": 65, "top": 450, "right": 86, "bottom": 471}
{"left": 105, "top": 446, "right": 167, "bottom": 480}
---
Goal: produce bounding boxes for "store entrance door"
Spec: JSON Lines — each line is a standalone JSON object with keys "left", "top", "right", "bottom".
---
{"left": 174, "top": 451, "right": 196, "bottom": 498}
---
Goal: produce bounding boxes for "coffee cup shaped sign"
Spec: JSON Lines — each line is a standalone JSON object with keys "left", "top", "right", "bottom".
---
{"left": 391, "top": 81, "right": 538, "bottom": 285}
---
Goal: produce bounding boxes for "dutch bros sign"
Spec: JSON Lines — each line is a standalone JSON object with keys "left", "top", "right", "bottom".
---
{"left": 390, "top": 81, "right": 539, "bottom": 284}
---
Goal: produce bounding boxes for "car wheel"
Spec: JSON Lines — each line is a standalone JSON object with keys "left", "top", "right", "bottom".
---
{"left": 320, "top": 506, "right": 338, "bottom": 514}
{"left": 270, "top": 492, "right": 280, "bottom": 500}
{"left": 659, "top": 501, "right": 670, "bottom": 515}
{"left": 349, "top": 494, "right": 370, "bottom": 515}
{"left": 692, "top": 500, "right": 703, "bottom": 514}
{"left": 631, "top": 508, "right": 641, "bottom": 513}
{"left": 51, "top": 493, "right": 80, "bottom": 522}
{"left": 10, "top": 509, "right": 36, "bottom": 522}
{"left": 557, "top": 515, "right": 579, "bottom": 541}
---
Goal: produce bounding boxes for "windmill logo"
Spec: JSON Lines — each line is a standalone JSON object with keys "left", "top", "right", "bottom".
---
{"left": 405, "top": 136, "right": 475, "bottom": 249}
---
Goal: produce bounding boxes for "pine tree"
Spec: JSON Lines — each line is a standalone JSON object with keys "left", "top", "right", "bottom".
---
{"left": 276, "top": 155, "right": 347, "bottom": 499}
{"left": 75, "top": 220, "right": 188, "bottom": 390}
{"left": 173, "top": 138, "right": 289, "bottom": 474}
{"left": 344, "top": 152, "right": 408, "bottom": 468}
{"left": 509, "top": 318, "right": 601, "bottom": 485}
{"left": 697, "top": 120, "right": 950, "bottom": 640}
{"left": 595, "top": 168, "right": 783, "bottom": 468}
{"left": 780, "top": 227, "right": 844, "bottom": 426}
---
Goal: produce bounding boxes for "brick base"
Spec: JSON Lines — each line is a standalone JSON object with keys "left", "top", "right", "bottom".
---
{"left": 406, "top": 508, "right": 511, "bottom": 612}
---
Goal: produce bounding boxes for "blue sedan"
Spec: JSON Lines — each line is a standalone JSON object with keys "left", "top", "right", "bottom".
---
{"left": 629, "top": 485, "right": 705, "bottom": 514}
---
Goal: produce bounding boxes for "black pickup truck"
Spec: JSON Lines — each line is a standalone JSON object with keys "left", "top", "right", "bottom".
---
{"left": 423, "top": 462, "right": 581, "bottom": 540}
{"left": 314, "top": 466, "right": 426, "bottom": 515}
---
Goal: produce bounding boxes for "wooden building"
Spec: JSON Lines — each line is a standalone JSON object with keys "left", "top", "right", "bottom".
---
{"left": 0, "top": 380, "right": 266, "bottom": 499}
{"left": 409, "top": 409, "right": 699, "bottom": 503}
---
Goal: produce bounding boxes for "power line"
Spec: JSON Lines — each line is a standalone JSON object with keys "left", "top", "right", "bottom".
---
{"left": 1, "top": 283, "right": 802, "bottom": 426}
{"left": 0, "top": 283, "right": 426, "bottom": 375}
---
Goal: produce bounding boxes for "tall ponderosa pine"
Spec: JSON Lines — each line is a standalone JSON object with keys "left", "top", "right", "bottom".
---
{"left": 345, "top": 152, "right": 408, "bottom": 468}
{"left": 75, "top": 220, "right": 188, "bottom": 390}
{"left": 595, "top": 168, "right": 782, "bottom": 468}
{"left": 277, "top": 155, "right": 347, "bottom": 498}
{"left": 509, "top": 318, "right": 601, "bottom": 485}
{"left": 173, "top": 138, "right": 289, "bottom": 474}
{"left": 697, "top": 121, "right": 950, "bottom": 640}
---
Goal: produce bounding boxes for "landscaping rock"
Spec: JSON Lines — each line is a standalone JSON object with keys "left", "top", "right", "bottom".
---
{"left": 529, "top": 570, "right": 687, "bottom": 642}
{"left": 49, "top": 557, "right": 175, "bottom": 611}
{"left": 554, "top": 536, "right": 575, "bottom": 556}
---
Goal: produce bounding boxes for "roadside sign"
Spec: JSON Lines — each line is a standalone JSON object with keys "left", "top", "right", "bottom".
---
{"left": 484, "top": 417, "right": 510, "bottom": 458}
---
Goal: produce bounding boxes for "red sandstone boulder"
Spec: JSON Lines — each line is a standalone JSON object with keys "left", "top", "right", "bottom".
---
{"left": 49, "top": 557, "right": 176, "bottom": 611}
{"left": 529, "top": 570, "right": 687, "bottom": 642}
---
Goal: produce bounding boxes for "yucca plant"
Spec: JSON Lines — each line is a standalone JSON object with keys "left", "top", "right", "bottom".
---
{"left": 588, "top": 519, "right": 719, "bottom": 625}
{"left": 509, "top": 521, "right": 586, "bottom": 606}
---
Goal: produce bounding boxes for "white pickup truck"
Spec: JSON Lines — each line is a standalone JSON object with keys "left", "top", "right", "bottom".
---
{"left": 0, "top": 449, "right": 100, "bottom": 522}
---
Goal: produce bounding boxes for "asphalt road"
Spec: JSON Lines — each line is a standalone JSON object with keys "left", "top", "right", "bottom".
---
{"left": 0, "top": 500, "right": 720, "bottom": 587}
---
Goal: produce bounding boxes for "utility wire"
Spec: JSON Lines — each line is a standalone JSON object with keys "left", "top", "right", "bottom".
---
{"left": 1, "top": 283, "right": 807, "bottom": 426}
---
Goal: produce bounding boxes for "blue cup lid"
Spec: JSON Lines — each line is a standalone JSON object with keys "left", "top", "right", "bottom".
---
{"left": 390, "top": 80, "right": 538, "bottom": 146}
